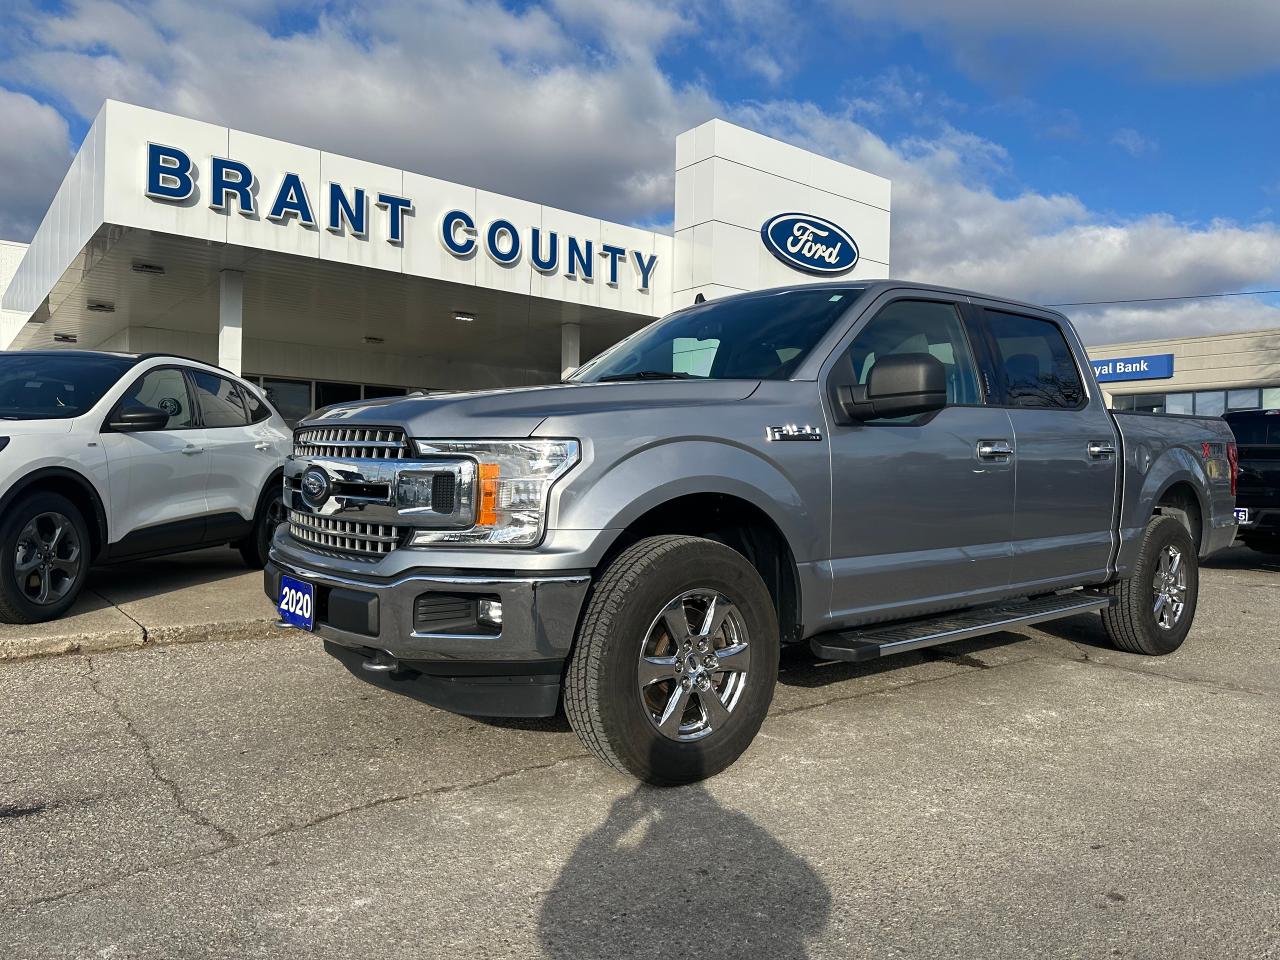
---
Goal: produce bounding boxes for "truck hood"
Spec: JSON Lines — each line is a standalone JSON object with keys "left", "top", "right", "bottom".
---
{"left": 303, "top": 380, "right": 761, "bottom": 438}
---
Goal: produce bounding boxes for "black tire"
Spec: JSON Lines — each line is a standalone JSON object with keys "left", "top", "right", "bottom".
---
{"left": 0, "top": 492, "right": 91, "bottom": 624}
{"left": 238, "top": 483, "right": 285, "bottom": 570}
{"left": 1101, "top": 514, "right": 1198, "bottom": 655}
{"left": 564, "top": 535, "right": 780, "bottom": 786}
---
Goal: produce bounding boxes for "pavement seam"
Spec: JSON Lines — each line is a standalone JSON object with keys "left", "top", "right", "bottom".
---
{"left": 13, "top": 751, "right": 590, "bottom": 912}
{"left": 81, "top": 655, "right": 238, "bottom": 846}
{"left": 88, "top": 586, "right": 150, "bottom": 644}
{"left": 1060, "top": 639, "right": 1276, "bottom": 698}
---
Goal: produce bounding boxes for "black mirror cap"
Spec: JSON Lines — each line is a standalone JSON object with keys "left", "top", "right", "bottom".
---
{"left": 109, "top": 404, "right": 170, "bottom": 432}
{"left": 838, "top": 353, "right": 948, "bottom": 422}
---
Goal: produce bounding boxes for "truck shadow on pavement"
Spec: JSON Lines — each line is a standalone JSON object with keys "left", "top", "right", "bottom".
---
{"left": 537, "top": 747, "right": 833, "bottom": 959}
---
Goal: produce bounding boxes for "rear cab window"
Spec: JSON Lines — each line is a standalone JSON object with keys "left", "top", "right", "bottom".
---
{"left": 982, "top": 309, "right": 1086, "bottom": 409}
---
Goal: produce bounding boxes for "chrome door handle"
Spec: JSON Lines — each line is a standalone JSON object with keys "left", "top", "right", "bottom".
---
{"left": 1088, "top": 441, "right": 1116, "bottom": 459}
{"left": 254, "top": 441, "right": 272, "bottom": 451}
{"left": 181, "top": 445, "right": 205, "bottom": 456}
{"left": 976, "top": 439, "right": 1013, "bottom": 461}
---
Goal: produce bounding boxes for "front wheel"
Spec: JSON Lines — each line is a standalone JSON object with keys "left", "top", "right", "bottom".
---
{"left": 564, "top": 535, "right": 780, "bottom": 786}
{"left": 0, "top": 492, "right": 91, "bottom": 624}
{"left": 1101, "top": 514, "right": 1199, "bottom": 655}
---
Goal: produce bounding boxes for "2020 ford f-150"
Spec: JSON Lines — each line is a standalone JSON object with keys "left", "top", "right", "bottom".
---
{"left": 266, "top": 281, "right": 1237, "bottom": 784}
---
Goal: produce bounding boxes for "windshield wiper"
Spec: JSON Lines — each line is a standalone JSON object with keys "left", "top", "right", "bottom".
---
{"left": 597, "top": 370, "right": 694, "bottom": 382}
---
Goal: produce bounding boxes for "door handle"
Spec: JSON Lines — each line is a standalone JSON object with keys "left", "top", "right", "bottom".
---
{"left": 976, "top": 439, "right": 1013, "bottom": 461}
{"left": 1088, "top": 441, "right": 1117, "bottom": 459}
{"left": 181, "top": 445, "right": 205, "bottom": 456}
{"left": 254, "top": 441, "right": 272, "bottom": 451}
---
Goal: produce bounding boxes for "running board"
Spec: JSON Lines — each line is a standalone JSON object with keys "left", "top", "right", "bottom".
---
{"left": 809, "top": 591, "right": 1112, "bottom": 663}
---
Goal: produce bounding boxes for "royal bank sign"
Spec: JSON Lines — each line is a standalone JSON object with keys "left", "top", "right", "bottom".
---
{"left": 144, "top": 143, "right": 659, "bottom": 291}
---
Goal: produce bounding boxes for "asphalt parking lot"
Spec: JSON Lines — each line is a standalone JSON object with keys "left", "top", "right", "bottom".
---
{"left": 2, "top": 547, "right": 1279, "bottom": 959}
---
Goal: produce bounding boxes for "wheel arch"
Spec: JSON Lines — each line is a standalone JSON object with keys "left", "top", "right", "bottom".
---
{"left": 0, "top": 467, "right": 109, "bottom": 559}
{"left": 594, "top": 492, "right": 805, "bottom": 644}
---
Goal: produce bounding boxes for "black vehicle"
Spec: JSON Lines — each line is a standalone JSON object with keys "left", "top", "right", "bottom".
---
{"left": 1224, "top": 409, "right": 1280, "bottom": 554}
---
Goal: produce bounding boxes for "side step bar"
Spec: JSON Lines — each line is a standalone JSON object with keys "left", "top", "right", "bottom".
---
{"left": 809, "top": 591, "right": 1112, "bottom": 663}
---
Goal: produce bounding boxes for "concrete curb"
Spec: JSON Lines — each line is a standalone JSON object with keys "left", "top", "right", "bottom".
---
{"left": 0, "top": 618, "right": 283, "bottom": 663}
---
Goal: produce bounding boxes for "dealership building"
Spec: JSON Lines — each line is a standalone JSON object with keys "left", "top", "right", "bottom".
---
{"left": 1086, "top": 329, "right": 1280, "bottom": 415}
{"left": 0, "top": 100, "right": 891, "bottom": 421}
{"left": 3, "top": 99, "right": 1278, "bottom": 422}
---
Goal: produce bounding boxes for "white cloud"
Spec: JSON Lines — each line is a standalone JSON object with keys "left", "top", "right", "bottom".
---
{"left": 732, "top": 100, "right": 1280, "bottom": 341}
{"left": 828, "top": 0, "right": 1280, "bottom": 79}
{"left": 2, "top": 0, "right": 1278, "bottom": 343}
{"left": 0, "top": 89, "right": 73, "bottom": 241}
{"left": 1111, "top": 127, "right": 1156, "bottom": 157}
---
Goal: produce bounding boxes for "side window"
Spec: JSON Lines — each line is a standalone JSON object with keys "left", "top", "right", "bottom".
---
{"left": 239, "top": 384, "right": 270, "bottom": 424}
{"left": 847, "top": 299, "right": 981, "bottom": 406}
{"left": 190, "top": 370, "right": 249, "bottom": 428}
{"left": 984, "top": 310, "right": 1085, "bottom": 409}
{"left": 118, "top": 368, "right": 195, "bottom": 429}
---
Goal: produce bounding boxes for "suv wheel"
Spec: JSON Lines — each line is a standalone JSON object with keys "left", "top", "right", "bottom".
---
{"left": 1101, "top": 514, "right": 1198, "bottom": 655}
{"left": 565, "top": 535, "right": 779, "bottom": 785}
{"left": 0, "top": 492, "right": 91, "bottom": 624}
{"left": 239, "top": 485, "right": 286, "bottom": 570}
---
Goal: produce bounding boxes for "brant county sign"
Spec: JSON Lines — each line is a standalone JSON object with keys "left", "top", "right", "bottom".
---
{"left": 760, "top": 213, "right": 859, "bottom": 276}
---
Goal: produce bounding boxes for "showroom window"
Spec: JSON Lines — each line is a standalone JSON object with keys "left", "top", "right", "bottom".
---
{"left": 245, "top": 375, "right": 413, "bottom": 425}
{"left": 1109, "top": 384, "right": 1280, "bottom": 415}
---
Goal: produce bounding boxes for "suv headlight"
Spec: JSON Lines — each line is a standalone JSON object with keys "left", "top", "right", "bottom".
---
{"left": 406, "top": 439, "right": 579, "bottom": 546}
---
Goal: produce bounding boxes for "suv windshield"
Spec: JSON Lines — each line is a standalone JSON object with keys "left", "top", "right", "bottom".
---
{"left": 572, "top": 286, "right": 867, "bottom": 382}
{"left": 0, "top": 353, "right": 135, "bottom": 420}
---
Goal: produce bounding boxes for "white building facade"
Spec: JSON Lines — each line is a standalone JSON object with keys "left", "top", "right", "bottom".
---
{"left": 2, "top": 101, "right": 891, "bottom": 421}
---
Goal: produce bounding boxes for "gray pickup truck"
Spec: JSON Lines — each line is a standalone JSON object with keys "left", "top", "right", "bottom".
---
{"left": 266, "top": 281, "right": 1237, "bottom": 784}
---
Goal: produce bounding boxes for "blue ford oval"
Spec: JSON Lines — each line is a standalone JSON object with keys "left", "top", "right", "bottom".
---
{"left": 760, "top": 213, "right": 859, "bottom": 276}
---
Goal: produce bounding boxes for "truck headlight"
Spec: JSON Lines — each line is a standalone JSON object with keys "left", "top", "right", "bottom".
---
{"left": 407, "top": 439, "right": 579, "bottom": 546}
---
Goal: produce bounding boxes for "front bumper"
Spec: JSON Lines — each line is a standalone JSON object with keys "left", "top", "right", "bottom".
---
{"left": 264, "top": 552, "right": 591, "bottom": 717}
{"left": 1237, "top": 506, "right": 1280, "bottom": 539}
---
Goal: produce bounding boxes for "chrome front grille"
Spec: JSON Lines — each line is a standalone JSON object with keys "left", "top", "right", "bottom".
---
{"left": 294, "top": 426, "right": 410, "bottom": 459}
{"left": 287, "top": 510, "right": 406, "bottom": 558}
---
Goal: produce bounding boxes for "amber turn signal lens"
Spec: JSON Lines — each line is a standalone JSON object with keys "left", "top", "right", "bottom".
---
{"left": 477, "top": 463, "right": 500, "bottom": 526}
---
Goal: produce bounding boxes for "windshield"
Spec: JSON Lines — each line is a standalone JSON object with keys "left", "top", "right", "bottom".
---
{"left": 572, "top": 286, "right": 867, "bottom": 382}
{"left": 0, "top": 353, "right": 135, "bottom": 421}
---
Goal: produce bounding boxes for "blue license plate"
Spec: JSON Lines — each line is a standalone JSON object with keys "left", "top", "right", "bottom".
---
{"left": 278, "top": 574, "right": 315, "bottom": 630}
{"left": 1234, "top": 508, "right": 1251, "bottom": 525}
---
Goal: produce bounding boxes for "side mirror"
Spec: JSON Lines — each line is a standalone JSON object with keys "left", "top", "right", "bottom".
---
{"left": 835, "top": 353, "right": 947, "bottom": 423}
{"left": 108, "top": 404, "right": 170, "bottom": 432}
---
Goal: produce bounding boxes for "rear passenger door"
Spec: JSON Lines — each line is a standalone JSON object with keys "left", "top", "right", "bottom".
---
{"left": 971, "top": 304, "right": 1119, "bottom": 590}
{"left": 188, "top": 369, "right": 274, "bottom": 538}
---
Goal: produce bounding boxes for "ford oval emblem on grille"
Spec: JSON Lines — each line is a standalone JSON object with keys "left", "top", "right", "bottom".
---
{"left": 300, "top": 467, "right": 331, "bottom": 508}
{"left": 760, "top": 213, "right": 859, "bottom": 276}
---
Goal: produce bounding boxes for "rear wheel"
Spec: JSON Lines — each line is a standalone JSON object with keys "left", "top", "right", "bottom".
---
{"left": 1101, "top": 514, "right": 1198, "bottom": 655}
{"left": 564, "top": 535, "right": 780, "bottom": 785}
{"left": 238, "top": 485, "right": 286, "bottom": 569}
{"left": 0, "top": 492, "right": 91, "bottom": 624}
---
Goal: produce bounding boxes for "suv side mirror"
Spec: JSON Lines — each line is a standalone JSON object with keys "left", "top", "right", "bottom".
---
{"left": 108, "top": 404, "right": 170, "bottom": 432}
{"left": 835, "top": 353, "right": 947, "bottom": 422}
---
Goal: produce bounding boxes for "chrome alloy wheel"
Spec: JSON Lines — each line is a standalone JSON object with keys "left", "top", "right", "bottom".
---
{"left": 15, "top": 512, "right": 82, "bottom": 607}
{"left": 1152, "top": 544, "right": 1187, "bottom": 631}
{"left": 637, "top": 589, "right": 751, "bottom": 742}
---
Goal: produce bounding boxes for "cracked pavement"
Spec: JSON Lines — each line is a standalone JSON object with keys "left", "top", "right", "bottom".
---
{"left": 2, "top": 546, "right": 1279, "bottom": 959}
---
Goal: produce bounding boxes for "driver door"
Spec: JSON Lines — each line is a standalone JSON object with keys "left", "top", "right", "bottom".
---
{"left": 100, "top": 366, "right": 210, "bottom": 554}
{"left": 824, "top": 294, "right": 1016, "bottom": 624}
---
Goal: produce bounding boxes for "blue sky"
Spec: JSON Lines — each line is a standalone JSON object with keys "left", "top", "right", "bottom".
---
{"left": 1, "top": 0, "right": 1278, "bottom": 342}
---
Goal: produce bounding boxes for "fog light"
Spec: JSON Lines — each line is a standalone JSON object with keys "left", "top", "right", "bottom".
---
{"left": 478, "top": 598, "right": 503, "bottom": 628}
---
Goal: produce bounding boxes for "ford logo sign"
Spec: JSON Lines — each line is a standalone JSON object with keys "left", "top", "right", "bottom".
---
{"left": 760, "top": 213, "right": 859, "bottom": 276}
{"left": 300, "top": 467, "right": 331, "bottom": 508}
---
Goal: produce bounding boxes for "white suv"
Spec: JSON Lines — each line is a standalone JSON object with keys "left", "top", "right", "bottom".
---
{"left": 0, "top": 351, "right": 291, "bottom": 623}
